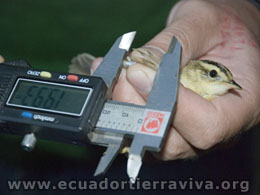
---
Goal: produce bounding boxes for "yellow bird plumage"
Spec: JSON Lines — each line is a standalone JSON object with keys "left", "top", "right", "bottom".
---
{"left": 180, "top": 60, "right": 242, "bottom": 100}
{"left": 128, "top": 48, "right": 242, "bottom": 100}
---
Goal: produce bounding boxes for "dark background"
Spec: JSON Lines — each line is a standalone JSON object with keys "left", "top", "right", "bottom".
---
{"left": 0, "top": 0, "right": 259, "bottom": 194}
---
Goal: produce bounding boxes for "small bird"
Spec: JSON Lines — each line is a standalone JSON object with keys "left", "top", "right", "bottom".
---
{"left": 127, "top": 48, "right": 242, "bottom": 100}
{"left": 180, "top": 60, "right": 242, "bottom": 100}
{"left": 69, "top": 48, "right": 242, "bottom": 101}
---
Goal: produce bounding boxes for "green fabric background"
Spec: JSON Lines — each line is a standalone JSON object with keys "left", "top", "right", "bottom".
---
{"left": 0, "top": 0, "right": 259, "bottom": 194}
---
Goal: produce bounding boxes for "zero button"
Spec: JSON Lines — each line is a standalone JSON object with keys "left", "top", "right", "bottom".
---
{"left": 40, "top": 71, "right": 52, "bottom": 78}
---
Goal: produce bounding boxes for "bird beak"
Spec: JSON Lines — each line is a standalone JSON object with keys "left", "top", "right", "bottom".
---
{"left": 229, "top": 80, "right": 242, "bottom": 90}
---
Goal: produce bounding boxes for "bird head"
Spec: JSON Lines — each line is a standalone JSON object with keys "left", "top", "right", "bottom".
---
{"left": 181, "top": 60, "right": 242, "bottom": 99}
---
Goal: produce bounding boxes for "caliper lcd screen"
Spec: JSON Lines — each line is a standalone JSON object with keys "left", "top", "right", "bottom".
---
{"left": 7, "top": 78, "right": 93, "bottom": 116}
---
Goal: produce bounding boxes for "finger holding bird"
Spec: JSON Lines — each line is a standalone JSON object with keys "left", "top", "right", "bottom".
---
{"left": 126, "top": 47, "right": 242, "bottom": 101}
{"left": 69, "top": 47, "right": 242, "bottom": 101}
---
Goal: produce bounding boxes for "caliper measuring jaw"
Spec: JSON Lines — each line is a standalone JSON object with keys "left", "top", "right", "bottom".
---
{"left": 90, "top": 32, "right": 182, "bottom": 182}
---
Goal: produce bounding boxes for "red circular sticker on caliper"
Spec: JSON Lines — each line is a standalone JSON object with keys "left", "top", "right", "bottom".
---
{"left": 140, "top": 110, "right": 170, "bottom": 136}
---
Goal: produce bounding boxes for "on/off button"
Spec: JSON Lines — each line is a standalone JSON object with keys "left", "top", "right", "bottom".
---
{"left": 67, "top": 75, "right": 79, "bottom": 82}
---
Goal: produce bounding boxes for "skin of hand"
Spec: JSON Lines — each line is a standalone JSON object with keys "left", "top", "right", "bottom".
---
{"left": 93, "top": 0, "right": 260, "bottom": 160}
{"left": 0, "top": 55, "right": 4, "bottom": 63}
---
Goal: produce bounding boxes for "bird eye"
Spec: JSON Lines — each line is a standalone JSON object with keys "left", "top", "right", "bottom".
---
{"left": 209, "top": 70, "right": 217, "bottom": 78}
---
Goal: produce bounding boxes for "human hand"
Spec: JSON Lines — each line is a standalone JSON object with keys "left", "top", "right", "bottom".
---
{"left": 93, "top": 0, "right": 260, "bottom": 160}
{"left": 0, "top": 55, "right": 4, "bottom": 63}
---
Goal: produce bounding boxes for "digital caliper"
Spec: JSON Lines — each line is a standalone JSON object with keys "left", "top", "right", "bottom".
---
{"left": 0, "top": 32, "right": 181, "bottom": 182}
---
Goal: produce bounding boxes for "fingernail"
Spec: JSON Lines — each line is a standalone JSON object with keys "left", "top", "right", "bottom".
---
{"left": 127, "top": 69, "right": 152, "bottom": 96}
